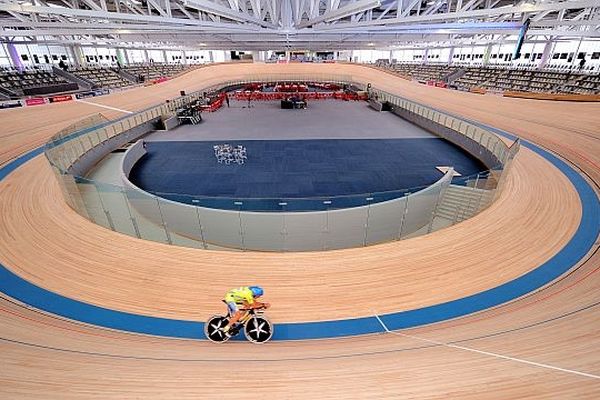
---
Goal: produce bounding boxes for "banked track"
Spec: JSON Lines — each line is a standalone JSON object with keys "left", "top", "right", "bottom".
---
{"left": 1, "top": 63, "right": 599, "bottom": 398}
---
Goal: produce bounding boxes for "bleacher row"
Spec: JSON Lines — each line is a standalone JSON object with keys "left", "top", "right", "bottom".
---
{"left": 380, "top": 63, "right": 456, "bottom": 82}
{"left": 124, "top": 63, "right": 188, "bottom": 82}
{"left": 69, "top": 66, "right": 131, "bottom": 89}
{"left": 0, "top": 67, "right": 75, "bottom": 97}
{"left": 2, "top": 62, "right": 599, "bottom": 99}
{"left": 0, "top": 63, "right": 195, "bottom": 99}
{"left": 376, "top": 61, "right": 600, "bottom": 95}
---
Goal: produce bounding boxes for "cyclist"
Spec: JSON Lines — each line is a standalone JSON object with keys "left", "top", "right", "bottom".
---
{"left": 222, "top": 286, "right": 269, "bottom": 336}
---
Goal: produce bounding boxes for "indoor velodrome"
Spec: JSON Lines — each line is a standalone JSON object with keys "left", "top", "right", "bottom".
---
{"left": 1, "top": 2, "right": 600, "bottom": 396}
{"left": 1, "top": 61, "right": 599, "bottom": 398}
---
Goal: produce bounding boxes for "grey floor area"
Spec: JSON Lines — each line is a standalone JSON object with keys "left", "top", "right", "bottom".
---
{"left": 144, "top": 99, "right": 436, "bottom": 141}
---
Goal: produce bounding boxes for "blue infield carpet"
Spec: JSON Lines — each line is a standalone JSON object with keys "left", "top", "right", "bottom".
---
{"left": 129, "top": 139, "right": 485, "bottom": 211}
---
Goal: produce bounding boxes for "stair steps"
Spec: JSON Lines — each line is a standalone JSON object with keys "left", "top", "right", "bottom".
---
{"left": 52, "top": 66, "right": 93, "bottom": 90}
{"left": 435, "top": 184, "right": 494, "bottom": 222}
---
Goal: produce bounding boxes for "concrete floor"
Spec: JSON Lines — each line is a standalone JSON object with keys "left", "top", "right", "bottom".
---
{"left": 145, "top": 99, "right": 437, "bottom": 142}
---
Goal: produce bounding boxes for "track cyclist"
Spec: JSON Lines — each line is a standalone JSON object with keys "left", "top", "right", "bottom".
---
{"left": 222, "top": 286, "right": 270, "bottom": 337}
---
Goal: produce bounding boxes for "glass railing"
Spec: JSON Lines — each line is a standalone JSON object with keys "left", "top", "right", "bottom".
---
{"left": 44, "top": 74, "right": 519, "bottom": 252}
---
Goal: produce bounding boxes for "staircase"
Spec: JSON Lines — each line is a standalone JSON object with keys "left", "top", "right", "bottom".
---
{"left": 444, "top": 68, "right": 466, "bottom": 83}
{"left": 0, "top": 86, "right": 19, "bottom": 99}
{"left": 52, "top": 66, "right": 93, "bottom": 90}
{"left": 113, "top": 68, "right": 139, "bottom": 84}
{"left": 435, "top": 184, "right": 495, "bottom": 223}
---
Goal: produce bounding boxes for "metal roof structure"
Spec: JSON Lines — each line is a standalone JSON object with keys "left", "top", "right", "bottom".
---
{"left": 0, "top": 0, "right": 599, "bottom": 50}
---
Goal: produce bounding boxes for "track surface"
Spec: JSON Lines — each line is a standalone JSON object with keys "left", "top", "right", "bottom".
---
{"left": 1, "top": 63, "right": 599, "bottom": 398}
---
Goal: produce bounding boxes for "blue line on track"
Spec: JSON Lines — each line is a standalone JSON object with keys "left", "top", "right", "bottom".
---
{"left": 0, "top": 119, "right": 598, "bottom": 340}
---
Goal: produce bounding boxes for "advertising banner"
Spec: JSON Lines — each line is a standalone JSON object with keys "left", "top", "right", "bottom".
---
{"left": 25, "top": 98, "right": 46, "bottom": 106}
{"left": 152, "top": 77, "right": 169, "bottom": 84}
{"left": 49, "top": 95, "right": 74, "bottom": 103}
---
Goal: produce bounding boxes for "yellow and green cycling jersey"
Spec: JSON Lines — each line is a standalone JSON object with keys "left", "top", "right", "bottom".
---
{"left": 224, "top": 287, "right": 255, "bottom": 305}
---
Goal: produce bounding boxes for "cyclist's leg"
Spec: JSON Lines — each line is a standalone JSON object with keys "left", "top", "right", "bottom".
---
{"left": 226, "top": 301, "right": 237, "bottom": 317}
{"left": 223, "top": 302, "right": 241, "bottom": 333}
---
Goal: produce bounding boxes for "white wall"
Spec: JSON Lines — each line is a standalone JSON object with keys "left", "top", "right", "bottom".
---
{"left": 8, "top": 43, "right": 73, "bottom": 68}
{"left": 147, "top": 49, "right": 165, "bottom": 63}
{"left": 127, "top": 49, "right": 147, "bottom": 63}
{"left": 390, "top": 49, "right": 427, "bottom": 63}
{"left": 0, "top": 43, "right": 224, "bottom": 69}
{"left": 2, "top": 39, "right": 598, "bottom": 70}
{"left": 351, "top": 49, "right": 390, "bottom": 63}
{"left": 213, "top": 51, "right": 227, "bottom": 62}
{"left": 81, "top": 47, "right": 118, "bottom": 66}
{"left": 547, "top": 39, "right": 600, "bottom": 68}
{"left": 425, "top": 38, "right": 600, "bottom": 69}
{"left": 182, "top": 50, "right": 212, "bottom": 64}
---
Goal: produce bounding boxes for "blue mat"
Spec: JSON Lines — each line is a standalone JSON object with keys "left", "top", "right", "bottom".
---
{"left": 129, "top": 139, "right": 485, "bottom": 211}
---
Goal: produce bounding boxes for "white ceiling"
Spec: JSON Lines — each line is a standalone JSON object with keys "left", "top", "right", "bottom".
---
{"left": 0, "top": 0, "right": 599, "bottom": 50}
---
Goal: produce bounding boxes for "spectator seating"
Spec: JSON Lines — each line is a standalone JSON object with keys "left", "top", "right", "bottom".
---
{"left": 69, "top": 66, "right": 132, "bottom": 89}
{"left": 123, "top": 63, "right": 190, "bottom": 83}
{"left": 0, "top": 63, "right": 197, "bottom": 97}
{"left": 376, "top": 62, "right": 456, "bottom": 82}
{"left": 558, "top": 73, "right": 600, "bottom": 95}
{"left": 455, "top": 67, "right": 600, "bottom": 94}
{"left": 375, "top": 62, "right": 600, "bottom": 95}
{"left": 0, "top": 66, "right": 77, "bottom": 96}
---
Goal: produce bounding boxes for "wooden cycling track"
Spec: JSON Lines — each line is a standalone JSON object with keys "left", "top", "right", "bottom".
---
{"left": 0, "top": 63, "right": 599, "bottom": 398}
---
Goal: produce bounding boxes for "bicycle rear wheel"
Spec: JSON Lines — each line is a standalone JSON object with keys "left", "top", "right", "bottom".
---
{"left": 205, "top": 315, "right": 231, "bottom": 343}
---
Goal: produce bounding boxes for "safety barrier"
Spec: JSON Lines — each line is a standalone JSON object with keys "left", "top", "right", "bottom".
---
{"left": 44, "top": 73, "right": 519, "bottom": 252}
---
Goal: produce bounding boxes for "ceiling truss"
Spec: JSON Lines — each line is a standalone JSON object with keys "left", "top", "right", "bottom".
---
{"left": 0, "top": 0, "right": 598, "bottom": 50}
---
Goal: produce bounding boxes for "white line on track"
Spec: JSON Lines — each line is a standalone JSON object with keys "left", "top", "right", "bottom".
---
{"left": 76, "top": 99, "right": 133, "bottom": 114}
{"left": 372, "top": 312, "right": 600, "bottom": 380}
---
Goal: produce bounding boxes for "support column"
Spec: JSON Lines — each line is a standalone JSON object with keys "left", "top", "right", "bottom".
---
{"left": 571, "top": 37, "right": 584, "bottom": 69}
{"left": 72, "top": 44, "right": 86, "bottom": 67}
{"left": 537, "top": 41, "right": 553, "bottom": 70}
{"left": 181, "top": 50, "right": 187, "bottom": 64}
{"left": 143, "top": 49, "right": 150, "bottom": 63}
{"left": 447, "top": 47, "right": 455, "bottom": 65}
{"left": 7, "top": 42, "right": 24, "bottom": 71}
{"left": 67, "top": 45, "right": 78, "bottom": 67}
{"left": 483, "top": 44, "right": 492, "bottom": 66}
{"left": 116, "top": 48, "right": 126, "bottom": 67}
